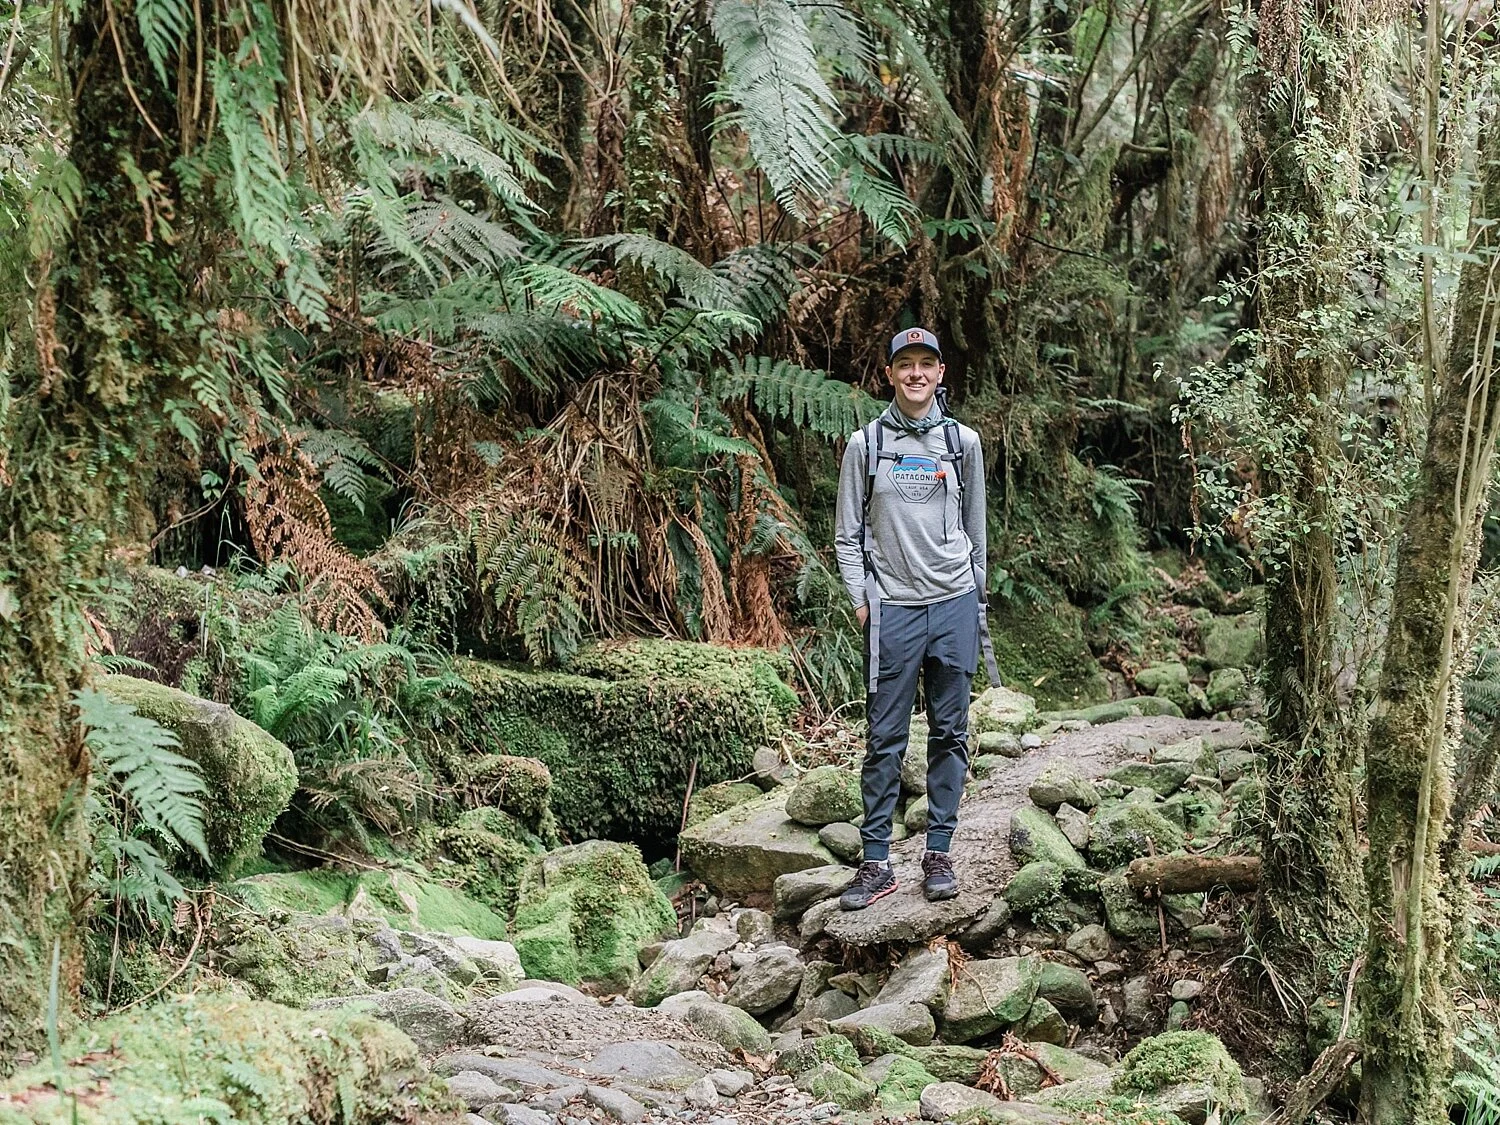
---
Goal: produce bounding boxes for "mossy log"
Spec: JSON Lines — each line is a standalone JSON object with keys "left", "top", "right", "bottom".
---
{"left": 1126, "top": 855, "right": 1261, "bottom": 894}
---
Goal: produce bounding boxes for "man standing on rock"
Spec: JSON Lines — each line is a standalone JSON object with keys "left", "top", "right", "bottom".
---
{"left": 833, "top": 327, "right": 999, "bottom": 910}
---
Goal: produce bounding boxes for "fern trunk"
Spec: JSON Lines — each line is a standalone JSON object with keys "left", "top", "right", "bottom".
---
{"left": 1247, "top": 0, "right": 1383, "bottom": 984}
{"left": 0, "top": 3, "right": 183, "bottom": 1061}
{"left": 1360, "top": 116, "right": 1500, "bottom": 1125}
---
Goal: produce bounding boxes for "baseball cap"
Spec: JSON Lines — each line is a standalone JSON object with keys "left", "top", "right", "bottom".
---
{"left": 888, "top": 327, "right": 942, "bottom": 361}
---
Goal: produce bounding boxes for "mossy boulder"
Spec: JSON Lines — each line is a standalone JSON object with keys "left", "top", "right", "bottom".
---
{"left": 785, "top": 766, "right": 862, "bottom": 826}
{"left": 686, "top": 781, "right": 762, "bottom": 828}
{"left": 1028, "top": 763, "right": 1100, "bottom": 811}
{"left": 456, "top": 639, "right": 798, "bottom": 845}
{"left": 1115, "top": 1031, "right": 1249, "bottom": 1119}
{"left": 213, "top": 914, "right": 368, "bottom": 1006}
{"left": 1009, "top": 806, "right": 1087, "bottom": 870}
{"left": 231, "top": 868, "right": 509, "bottom": 939}
{"left": 1089, "top": 803, "right": 1185, "bottom": 867}
{"left": 796, "top": 1063, "right": 876, "bottom": 1109}
{"left": 1133, "top": 662, "right": 1193, "bottom": 713}
{"left": 444, "top": 753, "right": 555, "bottom": 836}
{"left": 1205, "top": 667, "right": 1249, "bottom": 711}
{"left": 970, "top": 686, "right": 1042, "bottom": 736}
{"left": 1200, "top": 614, "right": 1263, "bottom": 670}
{"left": 777, "top": 1034, "right": 864, "bottom": 1077}
{"left": 511, "top": 840, "right": 676, "bottom": 988}
{"left": 941, "top": 956, "right": 1041, "bottom": 1043}
{"left": 1099, "top": 874, "right": 1159, "bottom": 942}
{"left": 678, "top": 789, "right": 836, "bottom": 898}
{"left": 98, "top": 674, "right": 295, "bottom": 875}
{"left": 1003, "top": 862, "right": 1064, "bottom": 913}
{"left": 871, "top": 1055, "right": 939, "bottom": 1107}
{"left": 0, "top": 993, "right": 452, "bottom": 1124}
{"left": 1107, "top": 760, "right": 1191, "bottom": 797}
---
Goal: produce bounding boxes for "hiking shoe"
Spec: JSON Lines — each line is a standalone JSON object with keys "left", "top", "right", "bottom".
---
{"left": 839, "top": 861, "right": 898, "bottom": 910}
{"left": 922, "top": 851, "right": 959, "bottom": 901}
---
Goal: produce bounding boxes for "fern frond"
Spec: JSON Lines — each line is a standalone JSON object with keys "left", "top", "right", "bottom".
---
{"left": 76, "top": 689, "right": 210, "bottom": 862}
{"left": 711, "top": 244, "right": 804, "bottom": 324}
{"left": 842, "top": 143, "right": 918, "bottom": 245}
{"left": 361, "top": 102, "right": 536, "bottom": 210}
{"left": 401, "top": 196, "right": 522, "bottom": 279}
{"left": 645, "top": 393, "right": 761, "bottom": 464}
{"left": 504, "top": 261, "right": 645, "bottom": 328}
{"left": 717, "top": 356, "right": 881, "bottom": 437}
{"left": 583, "top": 234, "right": 736, "bottom": 310}
{"left": 136, "top": 0, "right": 191, "bottom": 83}
{"left": 710, "top": 0, "right": 842, "bottom": 218}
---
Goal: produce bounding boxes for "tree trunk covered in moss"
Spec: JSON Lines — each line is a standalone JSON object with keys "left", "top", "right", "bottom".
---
{"left": 0, "top": 6, "right": 183, "bottom": 1064}
{"left": 1360, "top": 119, "right": 1500, "bottom": 1125}
{"left": 1249, "top": 0, "right": 1383, "bottom": 980}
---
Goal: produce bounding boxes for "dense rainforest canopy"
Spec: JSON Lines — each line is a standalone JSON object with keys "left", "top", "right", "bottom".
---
{"left": 3, "top": 0, "right": 1500, "bottom": 1122}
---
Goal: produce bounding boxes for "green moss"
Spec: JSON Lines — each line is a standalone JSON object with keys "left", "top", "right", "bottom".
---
{"left": 213, "top": 915, "right": 368, "bottom": 1006}
{"left": 1002, "top": 1099, "right": 1187, "bottom": 1125}
{"left": 874, "top": 1056, "right": 938, "bottom": 1106}
{"left": 777, "top": 1034, "right": 863, "bottom": 1077}
{"left": 416, "top": 806, "right": 545, "bottom": 916}
{"left": 907, "top": 1045, "right": 990, "bottom": 1083}
{"left": 231, "top": 868, "right": 508, "bottom": 939}
{"left": 1088, "top": 802, "right": 1186, "bottom": 867}
{"left": 797, "top": 1063, "right": 875, "bottom": 1109}
{"left": 457, "top": 639, "right": 798, "bottom": 844}
{"left": 686, "top": 781, "right": 762, "bottom": 828}
{"left": 1115, "top": 1031, "right": 1248, "bottom": 1113}
{"left": 989, "top": 599, "right": 1110, "bottom": 709}
{"left": 446, "top": 754, "right": 555, "bottom": 829}
{"left": 0, "top": 993, "right": 453, "bottom": 1124}
{"left": 510, "top": 840, "right": 676, "bottom": 988}
{"left": 98, "top": 674, "right": 296, "bottom": 876}
{"left": 843, "top": 1024, "right": 912, "bottom": 1060}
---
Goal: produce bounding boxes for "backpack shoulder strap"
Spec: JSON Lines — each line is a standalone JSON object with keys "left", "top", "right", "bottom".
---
{"left": 941, "top": 418, "right": 964, "bottom": 498}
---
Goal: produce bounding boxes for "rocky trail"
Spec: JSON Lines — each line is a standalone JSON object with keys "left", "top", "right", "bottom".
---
{"left": 301, "top": 700, "right": 1269, "bottom": 1125}
{"left": 825, "top": 714, "right": 1239, "bottom": 947}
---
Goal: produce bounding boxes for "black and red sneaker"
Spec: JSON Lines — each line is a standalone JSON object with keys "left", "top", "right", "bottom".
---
{"left": 922, "top": 851, "right": 959, "bottom": 901}
{"left": 839, "top": 861, "right": 898, "bottom": 910}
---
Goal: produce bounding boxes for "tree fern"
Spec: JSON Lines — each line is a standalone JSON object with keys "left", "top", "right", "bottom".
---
{"left": 644, "top": 392, "right": 759, "bottom": 465}
{"left": 841, "top": 142, "right": 918, "bottom": 245}
{"left": 710, "top": 0, "right": 842, "bottom": 217}
{"left": 76, "top": 688, "right": 210, "bottom": 867}
{"left": 583, "top": 234, "right": 737, "bottom": 311}
{"left": 711, "top": 243, "right": 804, "bottom": 324}
{"left": 406, "top": 197, "right": 521, "bottom": 278}
{"left": 361, "top": 101, "right": 537, "bottom": 211}
{"left": 717, "top": 356, "right": 881, "bottom": 438}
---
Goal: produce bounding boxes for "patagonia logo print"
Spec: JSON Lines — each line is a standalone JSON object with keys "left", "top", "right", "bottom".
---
{"left": 889, "top": 455, "right": 944, "bottom": 503}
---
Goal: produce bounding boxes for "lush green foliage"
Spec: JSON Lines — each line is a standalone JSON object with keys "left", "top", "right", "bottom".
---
{"left": 77, "top": 689, "right": 209, "bottom": 924}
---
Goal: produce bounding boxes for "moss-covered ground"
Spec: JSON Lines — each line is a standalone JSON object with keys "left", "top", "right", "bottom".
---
{"left": 0, "top": 994, "right": 456, "bottom": 1124}
{"left": 232, "top": 867, "right": 508, "bottom": 940}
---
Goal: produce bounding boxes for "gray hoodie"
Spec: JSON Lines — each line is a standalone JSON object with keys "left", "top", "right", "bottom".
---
{"left": 834, "top": 413, "right": 986, "bottom": 608}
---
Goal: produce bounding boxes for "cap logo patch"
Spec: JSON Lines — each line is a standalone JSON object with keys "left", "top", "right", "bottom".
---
{"left": 907, "top": 330, "right": 923, "bottom": 342}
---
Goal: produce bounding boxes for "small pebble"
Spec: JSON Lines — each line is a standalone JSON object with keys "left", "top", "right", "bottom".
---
{"left": 1021, "top": 732, "right": 1043, "bottom": 750}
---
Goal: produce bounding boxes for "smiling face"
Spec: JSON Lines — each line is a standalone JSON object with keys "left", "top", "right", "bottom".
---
{"left": 886, "top": 347, "right": 945, "bottom": 418}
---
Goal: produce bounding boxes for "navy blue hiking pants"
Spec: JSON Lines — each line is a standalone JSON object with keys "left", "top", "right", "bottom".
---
{"left": 861, "top": 588, "right": 979, "bottom": 861}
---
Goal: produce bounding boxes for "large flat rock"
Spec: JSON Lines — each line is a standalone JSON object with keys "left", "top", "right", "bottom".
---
{"left": 678, "top": 790, "right": 835, "bottom": 898}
